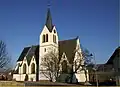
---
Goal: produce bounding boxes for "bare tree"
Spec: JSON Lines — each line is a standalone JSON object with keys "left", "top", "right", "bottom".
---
{"left": 0, "top": 40, "right": 11, "bottom": 69}
{"left": 40, "top": 50, "right": 60, "bottom": 82}
{"left": 40, "top": 46, "right": 93, "bottom": 83}
{"left": 69, "top": 46, "right": 93, "bottom": 83}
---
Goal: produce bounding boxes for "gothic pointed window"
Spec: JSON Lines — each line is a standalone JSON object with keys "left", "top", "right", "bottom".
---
{"left": 54, "top": 30, "right": 56, "bottom": 33}
{"left": 42, "top": 34, "right": 45, "bottom": 43}
{"left": 46, "top": 34, "right": 48, "bottom": 42}
{"left": 54, "top": 35, "right": 56, "bottom": 43}
{"left": 53, "top": 35, "right": 54, "bottom": 43}
{"left": 31, "top": 63, "right": 35, "bottom": 74}
{"left": 53, "top": 35, "right": 56, "bottom": 43}
{"left": 23, "top": 64, "right": 26, "bottom": 74}
{"left": 62, "top": 60, "right": 67, "bottom": 73}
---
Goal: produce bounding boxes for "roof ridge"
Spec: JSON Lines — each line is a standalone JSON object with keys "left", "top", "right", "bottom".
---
{"left": 116, "top": 46, "right": 120, "bottom": 50}
{"left": 24, "top": 46, "right": 30, "bottom": 49}
{"left": 59, "top": 37, "right": 78, "bottom": 42}
{"left": 24, "top": 44, "right": 39, "bottom": 48}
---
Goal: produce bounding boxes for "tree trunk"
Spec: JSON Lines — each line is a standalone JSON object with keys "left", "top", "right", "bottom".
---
{"left": 84, "top": 69, "right": 88, "bottom": 82}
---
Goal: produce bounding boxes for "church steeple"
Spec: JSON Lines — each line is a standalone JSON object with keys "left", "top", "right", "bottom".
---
{"left": 45, "top": 8, "right": 53, "bottom": 32}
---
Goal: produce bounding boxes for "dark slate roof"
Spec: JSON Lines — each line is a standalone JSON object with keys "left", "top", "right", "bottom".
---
{"left": 17, "top": 45, "right": 39, "bottom": 66}
{"left": 17, "top": 47, "right": 31, "bottom": 61}
{"left": 26, "top": 45, "right": 39, "bottom": 65}
{"left": 13, "top": 67, "right": 19, "bottom": 74}
{"left": 13, "top": 63, "right": 20, "bottom": 74}
{"left": 96, "top": 64, "right": 113, "bottom": 72}
{"left": 59, "top": 37, "right": 78, "bottom": 64}
{"left": 106, "top": 46, "right": 120, "bottom": 64}
{"left": 45, "top": 8, "right": 53, "bottom": 32}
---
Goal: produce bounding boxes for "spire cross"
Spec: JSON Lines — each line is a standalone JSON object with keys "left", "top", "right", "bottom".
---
{"left": 47, "top": 0, "right": 51, "bottom": 8}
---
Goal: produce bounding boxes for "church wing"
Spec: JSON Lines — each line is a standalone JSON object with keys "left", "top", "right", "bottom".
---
{"left": 58, "top": 37, "right": 78, "bottom": 64}
{"left": 25, "top": 45, "right": 39, "bottom": 66}
{"left": 16, "top": 45, "right": 39, "bottom": 65}
{"left": 14, "top": 45, "right": 39, "bottom": 74}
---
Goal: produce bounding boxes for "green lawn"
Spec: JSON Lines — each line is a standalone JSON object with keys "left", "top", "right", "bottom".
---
{"left": 0, "top": 86, "right": 120, "bottom": 87}
{"left": 0, "top": 81, "right": 119, "bottom": 87}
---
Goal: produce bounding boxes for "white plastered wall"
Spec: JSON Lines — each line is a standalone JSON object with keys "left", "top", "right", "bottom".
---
{"left": 73, "top": 38, "right": 89, "bottom": 82}
{"left": 13, "top": 56, "right": 37, "bottom": 81}
{"left": 28, "top": 56, "right": 37, "bottom": 81}
{"left": 13, "top": 57, "right": 29, "bottom": 81}
{"left": 59, "top": 53, "right": 70, "bottom": 72}
{"left": 39, "top": 25, "right": 59, "bottom": 80}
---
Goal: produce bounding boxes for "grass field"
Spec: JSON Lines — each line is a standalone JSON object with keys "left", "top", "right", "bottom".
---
{"left": 0, "top": 81, "right": 119, "bottom": 87}
{"left": 0, "top": 86, "right": 120, "bottom": 87}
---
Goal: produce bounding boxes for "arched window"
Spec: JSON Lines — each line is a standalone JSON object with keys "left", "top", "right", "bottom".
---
{"left": 23, "top": 64, "right": 26, "bottom": 74}
{"left": 54, "top": 30, "right": 56, "bottom": 33}
{"left": 62, "top": 60, "right": 67, "bottom": 73}
{"left": 44, "top": 48, "right": 46, "bottom": 52}
{"left": 54, "top": 35, "right": 56, "bottom": 43}
{"left": 53, "top": 35, "right": 56, "bottom": 43}
{"left": 53, "top": 35, "right": 54, "bottom": 43}
{"left": 31, "top": 63, "right": 35, "bottom": 74}
{"left": 46, "top": 34, "right": 48, "bottom": 42}
{"left": 42, "top": 34, "right": 45, "bottom": 43}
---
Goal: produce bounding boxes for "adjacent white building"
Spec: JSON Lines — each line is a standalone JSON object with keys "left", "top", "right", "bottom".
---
{"left": 13, "top": 8, "right": 88, "bottom": 83}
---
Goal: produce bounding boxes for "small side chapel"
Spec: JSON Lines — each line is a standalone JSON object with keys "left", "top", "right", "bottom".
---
{"left": 13, "top": 7, "right": 88, "bottom": 82}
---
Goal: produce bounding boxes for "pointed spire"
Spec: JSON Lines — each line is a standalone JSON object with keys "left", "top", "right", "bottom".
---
{"left": 45, "top": 7, "right": 53, "bottom": 32}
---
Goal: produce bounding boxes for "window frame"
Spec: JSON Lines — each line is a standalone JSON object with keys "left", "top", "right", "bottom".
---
{"left": 46, "top": 34, "right": 48, "bottom": 42}
{"left": 23, "top": 64, "right": 27, "bottom": 74}
{"left": 42, "top": 34, "right": 45, "bottom": 43}
{"left": 31, "top": 63, "right": 35, "bottom": 74}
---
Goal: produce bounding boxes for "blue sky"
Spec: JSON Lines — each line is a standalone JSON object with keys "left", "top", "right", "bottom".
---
{"left": 0, "top": 0, "right": 119, "bottom": 67}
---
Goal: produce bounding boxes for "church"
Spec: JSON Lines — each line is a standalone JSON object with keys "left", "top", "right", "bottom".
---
{"left": 13, "top": 8, "right": 88, "bottom": 83}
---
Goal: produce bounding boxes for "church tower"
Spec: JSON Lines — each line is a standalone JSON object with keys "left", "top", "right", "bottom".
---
{"left": 39, "top": 8, "right": 59, "bottom": 80}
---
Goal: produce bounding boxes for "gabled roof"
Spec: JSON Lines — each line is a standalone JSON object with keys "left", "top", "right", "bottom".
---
{"left": 59, "top": 37, "right": 78, "bottom": 64}
{"left": 96, "top": 64, "right": 113, "bottom": 72}
{"left": 45, "top": 8, "right": 53, "bottom": 32}
{"left": 26, "top": 45, "right": 39, "bottom": 65}
{"left": 17, "top": 47, "right": 30, "bottom": 61}
{"left": 17, "top": 45, "right": 39, "bottom": 66}
{"left": 106, "top": 46, "right": 120, "bottom": 64}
